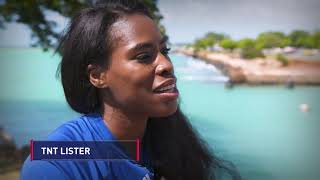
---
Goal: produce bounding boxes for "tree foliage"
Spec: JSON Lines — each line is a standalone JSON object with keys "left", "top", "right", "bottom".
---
{"left": 276, "top": 53, "right": 288, "bottom": 66}
{"left": 191, "top": 30, "right": 320, "bottom": 59}
{"left": 255, "top": 31, "right": 290, "bottom": 49}
{"left": 204, "top": 32, "right": 228, "bottom": 43}
{"left": 235, "top": 38, "right": 264, "bottom": 59}
{"left": 219, "top": 38, "right": 237, "bottom": 50}
{"left": 193, "top": 32, "right": 228, "bottom": 50}
{"left": 0, "top": 0, "right": 164, "bottom": 51}
{"left": 313, "top": 31, "right": 320, "bottom": 49}
{"left": 236, "top": 38, "right": 256, "bottom": 49}
{"left": 288, "top": 30, "right": 314, "bottom": 48}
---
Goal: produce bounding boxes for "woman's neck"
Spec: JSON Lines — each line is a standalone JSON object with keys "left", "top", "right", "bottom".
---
{"left": 101, "top": 104, "right": 148, "bottom": 141}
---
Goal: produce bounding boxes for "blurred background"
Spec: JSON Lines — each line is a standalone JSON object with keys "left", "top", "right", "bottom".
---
{"left": 0, "top": 0, "right": 319, "bottom": 179}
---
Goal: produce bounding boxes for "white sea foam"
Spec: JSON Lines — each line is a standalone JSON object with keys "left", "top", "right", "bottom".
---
{"left": 175, "top": 58, "right": 229, "bottom": 82}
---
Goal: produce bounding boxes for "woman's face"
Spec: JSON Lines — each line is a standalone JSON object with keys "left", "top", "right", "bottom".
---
{"left": 101, "top": 14, "right": 178, "bottom": 117}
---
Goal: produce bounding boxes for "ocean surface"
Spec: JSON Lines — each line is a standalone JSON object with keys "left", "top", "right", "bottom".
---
{"left": 0, "top": 48, "right": 319, "bottom": 180}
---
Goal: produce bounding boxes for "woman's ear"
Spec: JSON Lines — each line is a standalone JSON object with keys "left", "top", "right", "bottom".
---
{"left": 87, "top": 64, "right": 108, "bottom": 88}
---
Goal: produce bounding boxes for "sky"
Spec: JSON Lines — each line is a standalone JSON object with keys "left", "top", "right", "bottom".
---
{"left": 0, "top": 0, "right": 320, "bottom": 47}
{"left": 158, "top": 0, "right": 320, "bottom": 43}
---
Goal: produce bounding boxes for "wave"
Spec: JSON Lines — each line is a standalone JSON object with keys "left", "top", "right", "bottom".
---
{"left": 175, "top": 57, "right": 229, "bottom": 83}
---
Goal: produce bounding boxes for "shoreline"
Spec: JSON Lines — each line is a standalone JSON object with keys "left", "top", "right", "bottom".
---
{"left": 175, "top": 48, "right": 320, "bottom": 85}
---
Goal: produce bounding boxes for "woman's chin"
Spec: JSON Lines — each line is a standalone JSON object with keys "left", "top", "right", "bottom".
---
{"left": 150, "top": 103, "right": 178, "bottom": 118}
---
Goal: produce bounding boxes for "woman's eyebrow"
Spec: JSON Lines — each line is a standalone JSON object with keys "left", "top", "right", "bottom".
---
{"left": 130, "top": 42, "right": 155, "bottom": 52}
{"left": 129, "top": 37, "right": 168, "bottom": 52}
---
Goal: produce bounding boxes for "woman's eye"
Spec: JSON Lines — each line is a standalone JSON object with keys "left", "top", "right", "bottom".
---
{"left": 136, "top": 53, "right": 152, "bottom": 63}
{"left": 161, "top": 47, "right": 171, "bottom": 56}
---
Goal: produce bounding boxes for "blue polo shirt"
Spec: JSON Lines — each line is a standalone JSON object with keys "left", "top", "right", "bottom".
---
{"left": 21, "top": 113, "right": 154, "bottom": 180}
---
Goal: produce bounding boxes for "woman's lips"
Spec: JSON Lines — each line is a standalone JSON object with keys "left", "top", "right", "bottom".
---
{"left": 153, "top": 78, "right": 176, "bottom": 92}
{"left": 153, "top": 87, "right": 179, "bottom": 101}
{"left": 153, "top": 83, "right": 176, "bottom": 93}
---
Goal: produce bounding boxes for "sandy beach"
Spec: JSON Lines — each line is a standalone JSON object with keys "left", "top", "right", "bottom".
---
{"left": 176, "top": 48, "right": 320, "bottom": 85}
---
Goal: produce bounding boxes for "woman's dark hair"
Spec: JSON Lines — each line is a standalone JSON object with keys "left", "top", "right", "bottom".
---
{"left": 57, "top": 0, "right": 241, "bottom": 179}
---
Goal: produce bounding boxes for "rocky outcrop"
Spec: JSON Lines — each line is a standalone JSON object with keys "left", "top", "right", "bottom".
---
{"left": 176, "top": 48, "right": 320, "bottom": 85}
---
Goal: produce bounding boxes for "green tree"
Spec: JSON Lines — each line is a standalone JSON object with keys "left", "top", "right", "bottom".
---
{"left": 288, "top": 30, "right": 313, "bottom": 48}
{"left": 219, "top": 38, "right": 237, "bottom": 50}
{"left": 276, "top": 53, "right": 288, "bottom": 66}
{"left": 193, "top": 38, "right": 213, "bottom": 50}
{"left": 237, "top": 38, "right": 256, "bottom": 49}
{"left": 237, "top": 38, "right": 264, "bottom": 59}
{"left": 204, "top": 32, "right": 228, "bottom": 43}
{"left": 255, "top": 31, "right": 290, "bottom": 49}
{"left": 192, "top": 32, "right": 228, "bottom": 50}
{"left": 312, "top": 31, "right": 320, "bottom": 49}
{"left": 0, "top": 0, "right": 165, "bottom": 51}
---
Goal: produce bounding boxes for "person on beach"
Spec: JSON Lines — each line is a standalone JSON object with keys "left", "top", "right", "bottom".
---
{"left": 21, "top": 0, "right": 240, "bottom": 179}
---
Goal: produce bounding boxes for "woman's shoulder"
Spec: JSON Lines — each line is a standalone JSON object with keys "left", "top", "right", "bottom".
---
{"left": 48, "top": 113, "right": 103, "bottom": 141}
{"left": 20, "top": 113, "right": 109, "bottom": 179}
{"left": 21, "top": 156, "right": 68, "bottom": 180}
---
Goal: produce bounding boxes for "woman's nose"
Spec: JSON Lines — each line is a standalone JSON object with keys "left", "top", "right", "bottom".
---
{"left": 155, "top": 54, "right": 174, "bottom": 77}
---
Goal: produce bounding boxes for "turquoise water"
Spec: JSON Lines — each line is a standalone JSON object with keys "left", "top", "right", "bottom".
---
{"left": 0, "top": 48, "right": 319, "bottom": 179}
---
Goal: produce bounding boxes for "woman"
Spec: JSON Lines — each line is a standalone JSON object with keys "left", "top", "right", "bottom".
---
{"left": 21, "top": 0, "right": 240, "bottom": 179}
